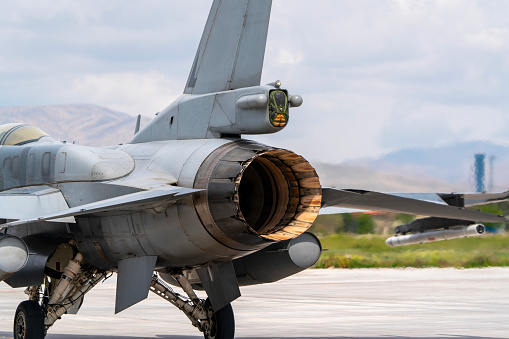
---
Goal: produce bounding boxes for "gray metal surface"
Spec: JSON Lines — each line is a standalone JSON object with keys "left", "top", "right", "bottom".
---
{"left": 196, "top": 261, "right": 241, "bottom": 311}
{"left": 0, "top": 235, "right": 28, "bottom": 283}
{"left": 439, "top": 192, "right": 509, "bottom": 207}
{"left": 2, "top": 186, "right": 200, "bottom": 229}
{"left": 1, "top": 268, "right": 508, "bottom": 338}
{"left": 130, "top": 85, "right": 293, "bottom": 143}
{"left": 0, "top": 142, "right": 134, "bottom": 191}
{"left": 233, "top": 232, "right": 322, "bottom": 286}
{"left": 394, "top": 217, "right": 476, "bottom": 234}
{"left": 115, "top": 256, "right": 157, "bottom": 314}
{"left": 386, "top": 224, "right": 485, "bottom": 247}
{"left": 117, "top": 139, "right": 232, "bottom": 187}
{"left": 5, "top": 235, "right": 66, "bottom": 288}
{"left": 321, "top": 188, "right": 507, "bottom": 223}
{"left": 0, "top": 186, "right": 74, "bottom": 223}
{"left": 184, "top": 0, "right": 272, "bottom": 95}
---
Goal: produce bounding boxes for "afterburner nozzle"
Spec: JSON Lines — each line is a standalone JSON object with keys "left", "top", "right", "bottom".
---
{"left": 0, "top": 234, "right": 29, "bottom": 282}
{"left": 385, "top": 224, "right": 485, "bottom": 247}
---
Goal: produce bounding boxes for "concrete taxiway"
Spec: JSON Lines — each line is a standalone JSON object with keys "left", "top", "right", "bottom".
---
{"left": 1, "top": 268, "right": 508, "bottom": 338}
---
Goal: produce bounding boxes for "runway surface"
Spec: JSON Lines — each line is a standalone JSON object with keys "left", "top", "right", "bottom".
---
{"left": 0, "top": 268, "right": 508, "bottom": 338}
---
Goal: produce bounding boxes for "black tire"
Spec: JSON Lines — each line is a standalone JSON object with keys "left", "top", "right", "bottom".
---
{"left": 14, "top": 300, "right": 45, "bottom": 339}
{"left": 203, "top": 300, "right": 235, "bottom": 339}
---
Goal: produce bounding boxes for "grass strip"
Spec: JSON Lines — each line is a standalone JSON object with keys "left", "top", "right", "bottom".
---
{"left": 315, "top": 233, "right": 509, "bottom": 268}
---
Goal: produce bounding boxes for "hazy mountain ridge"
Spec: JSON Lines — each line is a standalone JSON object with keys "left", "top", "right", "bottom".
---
{"left": 314, "top": 162, "right": 455, "bottom": 193}
{"left": 0, "top": 104, "right": 151, "bottom": 146}
{"left": 347, "top": 141, "right": 509, "bottom": 191}
{"left": 2, "top": 104, "right": 506, "bottom": 192}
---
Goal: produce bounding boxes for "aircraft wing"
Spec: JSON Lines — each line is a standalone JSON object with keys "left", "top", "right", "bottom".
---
{"left": 1, "top": 186, "right": 201, "bottom": 229}
{"left": 0, "top": 186, "right": 75, "bottom": 223}
{"left": 320, "top": 188, "right": 507, "bottom": 223}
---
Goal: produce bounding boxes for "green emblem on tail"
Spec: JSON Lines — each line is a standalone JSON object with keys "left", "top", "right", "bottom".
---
{"left": 269, "top": 90, "right": 289, "bottom": 127}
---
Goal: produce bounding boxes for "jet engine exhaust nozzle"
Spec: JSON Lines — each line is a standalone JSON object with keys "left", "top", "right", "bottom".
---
{"left": 193, "top": 140, "right": 321, "bottom": 250}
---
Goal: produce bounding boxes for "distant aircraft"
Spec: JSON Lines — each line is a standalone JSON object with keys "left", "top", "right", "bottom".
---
{"left": 0, "top": 1, "right": 507, "bottom": 338}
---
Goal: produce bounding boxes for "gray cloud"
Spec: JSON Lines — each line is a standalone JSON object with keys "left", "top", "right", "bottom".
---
{"left": 2, "top": 0, "right": 509, "bottom": 163}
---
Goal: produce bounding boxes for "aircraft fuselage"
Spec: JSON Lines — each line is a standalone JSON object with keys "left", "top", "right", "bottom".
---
{"left": 2, "top": 137, "right": 322, "bottom": 271}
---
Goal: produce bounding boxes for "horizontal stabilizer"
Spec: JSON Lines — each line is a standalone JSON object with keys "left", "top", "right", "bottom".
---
{"left": 0, "top": 186, "right": 74, "bottom": 223}
{"left": 1, "top": 186, "right": 201, "bottom": 229}
{"left": 321, "top": 188, "right": 507, "bottom": 223}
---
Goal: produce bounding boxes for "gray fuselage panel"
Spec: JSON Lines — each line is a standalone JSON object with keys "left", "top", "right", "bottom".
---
{"left": 0, "top": 143, "right": 134, "bottom": 191}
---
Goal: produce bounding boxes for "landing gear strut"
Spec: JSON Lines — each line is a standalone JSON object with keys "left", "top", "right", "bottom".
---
{"left": 13, "top": 250, "right": 108, "bottom": 339}
{"left": 150, "top": 274, "right": 235, "bottom": 339}
{"left": 12, "top": 243, "right": 234, "bottom": 339}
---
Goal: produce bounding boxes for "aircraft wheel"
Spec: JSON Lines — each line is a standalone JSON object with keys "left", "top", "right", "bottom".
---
{"left": 14, "top": 300, "right": 45, "bottom": 339}
{"left": 203, "top": 300, "right": 235, "bottom": 339}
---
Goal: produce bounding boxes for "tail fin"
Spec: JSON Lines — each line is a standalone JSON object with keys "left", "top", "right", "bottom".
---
{"left": 184, "top": 0, "right": 272, "bottom": 95}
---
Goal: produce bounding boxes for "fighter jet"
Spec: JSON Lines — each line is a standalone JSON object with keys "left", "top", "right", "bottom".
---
{"left": 0, "top": 1, "right": 507, "bottom": 338}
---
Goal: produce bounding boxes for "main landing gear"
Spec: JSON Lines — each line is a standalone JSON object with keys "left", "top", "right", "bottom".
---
{"left": 12, "top": 242, "right": 233, "bottom": 339}
{"left": 150, "top": 273, "right": 235, "bottom": 339}
{"left": 15, "top": 268, "right": 234, "bottom": 339}
{"left": 13, "top": 249, "right": 107, "bottom": 339}
{"left": 14, "top": 301, "right": 44, "bottom": 339}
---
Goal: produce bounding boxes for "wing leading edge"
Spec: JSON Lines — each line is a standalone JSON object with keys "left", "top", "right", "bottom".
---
{"left": 1, "top": 186, "right": 201, "bottom": 230}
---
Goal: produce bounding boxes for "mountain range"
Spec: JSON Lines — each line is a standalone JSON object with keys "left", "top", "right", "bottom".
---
{"left": 344, "top": 141, "right": 509, "bottom": 192}
{"left": 1, "top": 104, "right": 507, "bottom": 192}
{"left": 0, "top": 104, "right": 146, "bottom": 147}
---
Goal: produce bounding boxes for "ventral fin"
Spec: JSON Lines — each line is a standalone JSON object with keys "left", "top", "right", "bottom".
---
{"left": 115, "top": 256, "right": 157, "bottom": 314}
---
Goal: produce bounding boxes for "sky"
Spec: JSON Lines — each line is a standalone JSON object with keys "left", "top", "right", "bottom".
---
{"left": 2, "top": 0, "right": 509, "bottom": 164}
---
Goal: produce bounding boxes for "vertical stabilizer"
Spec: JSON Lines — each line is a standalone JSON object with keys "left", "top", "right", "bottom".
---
{"left": 184, "top": 0, "right": 272, "bottom": 95}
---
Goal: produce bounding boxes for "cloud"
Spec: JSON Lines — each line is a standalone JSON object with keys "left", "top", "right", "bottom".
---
{"left": 259, "top": 0, "right": 509, "bottom": 162}
{"left": 377, "top": 102, "right": 509, "bottom": 150}
{"left": 273, "top": 48, "right": 304, "bottom": 67}
{"left": 0, "top": 0, "right": 208, "bottom": 111}
{"left": 3, "top": 0, "right": 509, "bottom": 163}
{"left": 64, "top": 72, "right": 180, "bottom": 117}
